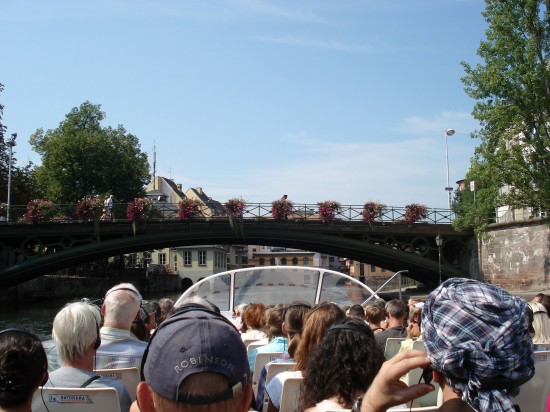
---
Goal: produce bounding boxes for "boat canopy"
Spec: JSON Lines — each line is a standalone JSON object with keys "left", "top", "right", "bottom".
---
{"left": 174, "top": 266, "right": 380, "bottom": 316}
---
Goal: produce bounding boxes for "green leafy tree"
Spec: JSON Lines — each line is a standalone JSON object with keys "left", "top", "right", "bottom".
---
{"left": 0, "top": 83, "right": 40, "bottom": 208}
{"left": 452, "top": 151, "right": 499, "bottom": 237}
{"left": 460, "top": 0, "right": 550, "bottom": 224}
{"left": 30, "top": 101, "right": 150, "bottom": 203}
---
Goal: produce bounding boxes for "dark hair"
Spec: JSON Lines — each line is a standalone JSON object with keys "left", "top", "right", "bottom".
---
{"left": 283, "top": 303, "right": 311, "bottom": 358}
{"left": 131, "top": 318, "right": 148, "bottom": 341}
{"left": 541, "top": 295, "right": 550, "bottom": 319}
{"left": 347, "top": 304, "right": 365, "bottom": 320}
{"left": 299, "top": 319, "right": 384, "bottom": 410}
{"left": 0, "top": 329, "right": 47, "bottom": 408}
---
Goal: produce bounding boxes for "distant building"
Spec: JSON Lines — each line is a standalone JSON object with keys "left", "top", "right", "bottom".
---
{"left": 150, "top": 245, "right": 228, "bottom": 289}
{"left": 248, "top": 245, "right": 339, "bottom": 270}
{"left": 184, "top": 187, "right": 225, "bottom": 217}
{"left": 145, "top": 177, "right": 225, "bottom": 218}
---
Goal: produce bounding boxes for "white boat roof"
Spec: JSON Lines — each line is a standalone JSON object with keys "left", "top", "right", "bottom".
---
{"left": 174, "top": 266, "right": 380, "bottom": 314}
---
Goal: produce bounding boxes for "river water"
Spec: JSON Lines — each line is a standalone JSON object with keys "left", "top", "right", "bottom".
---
{"left": 0, "top": 291, "right": 183, "bottom": 340}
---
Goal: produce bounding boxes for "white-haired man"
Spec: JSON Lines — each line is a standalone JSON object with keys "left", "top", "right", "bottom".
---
{"left": 43, "top": 283, "right": 147, "bottom": 371}
{"left": 96, "top": 283, "right": 148, "bottom": 369}
{"left": 38, "top": 301, "right": 131, "bottom": 412}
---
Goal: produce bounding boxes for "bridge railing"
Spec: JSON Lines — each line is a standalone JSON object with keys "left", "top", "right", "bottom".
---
{"left": 4, "top": 202, "right": 456, "bottom": 224}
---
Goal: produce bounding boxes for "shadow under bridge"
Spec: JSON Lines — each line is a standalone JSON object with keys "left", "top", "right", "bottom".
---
{"left": 0, "top": 219, "right": 474, "bottom": 288}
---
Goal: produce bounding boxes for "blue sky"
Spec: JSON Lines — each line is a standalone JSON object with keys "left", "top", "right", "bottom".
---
{"left": 1, "top": 0, "right": 487, "bottom": 209}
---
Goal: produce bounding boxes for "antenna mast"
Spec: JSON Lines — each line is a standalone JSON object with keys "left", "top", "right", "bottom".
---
{"left": 153, "top": 143, "right": 157, "bottom": 190}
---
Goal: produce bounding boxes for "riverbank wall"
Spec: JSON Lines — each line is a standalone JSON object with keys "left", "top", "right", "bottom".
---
{"left": 0, "top": 270, "right": 182, "bottom": 305}
{"left": 481, "top": 219, "right": 550, "bottom": 291}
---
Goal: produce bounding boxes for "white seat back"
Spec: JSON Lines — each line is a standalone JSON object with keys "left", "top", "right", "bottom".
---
{"left": 32, "top": 387, "right": 121, "bottom": 412}
{"left": 263, "top": 362, "right": 297, "bottom": 412}
{"left": 247, "top": 340, "right": 267, "bottom": 356}
{"left": 266, "top": 362, "right": 297, "bottom": 384}
{"left": 513, "top": 350, "right": 550, "bottom": 411}
{"left": 243, "top": 338, "right": 259, "bottom": 348}
{"left": 252, "top": 352, "right": 283, "bottom": 396}
{"left": 94, "top": 367, "right": 140, "bottom": 401}
{"left": 279, "top": 377, "right": 302, "bottom": 412}
{"left": 402, "top": 340, "right": 440, "bottom": 407}
{"left": 384, "top": 337, "right": 405, "bottom": 359}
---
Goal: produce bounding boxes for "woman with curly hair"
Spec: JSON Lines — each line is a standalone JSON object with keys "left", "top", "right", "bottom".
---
{"left": 265, "top": 302, "right": 345, "bottom": 411}
{"left": 0, "top": 329, "right": 48, "bottom": 412}
{"left": 299, "top": 318, "right": 385, "bottom": 411}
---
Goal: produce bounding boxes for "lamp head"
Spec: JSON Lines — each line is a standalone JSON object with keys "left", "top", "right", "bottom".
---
{"left": 435, "top": 234, "right": 444, "bottom": 247}
{"left": 8, "top": 133, "right": 17, "bottom": 147}
{"left": 445, "top": 129, "right": 455, "bottom": 136}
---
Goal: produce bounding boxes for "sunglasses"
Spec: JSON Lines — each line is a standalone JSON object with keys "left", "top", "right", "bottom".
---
{"left": 418, "top": 365, "right": 433, "bottom": 385}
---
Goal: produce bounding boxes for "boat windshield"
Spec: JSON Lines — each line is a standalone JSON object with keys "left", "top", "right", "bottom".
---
{"left": 174, "top": 266, "right": 378, "bottom": 314}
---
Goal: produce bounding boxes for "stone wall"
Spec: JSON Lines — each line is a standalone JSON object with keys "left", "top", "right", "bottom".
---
{"left": 481, "top": 219, "right": 550, "bottom": 290}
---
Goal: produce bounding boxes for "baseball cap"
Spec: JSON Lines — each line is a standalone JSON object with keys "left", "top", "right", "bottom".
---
{"left": 142, "top": 307, "right": 248, "bottom": 404}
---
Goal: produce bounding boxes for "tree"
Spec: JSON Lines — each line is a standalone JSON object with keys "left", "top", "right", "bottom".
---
{"left": 452, "top": 150, "right": 499, "bottom": 237}
{"left": 0, "top": 83, "right": 40, "bottom": 207}
{"left": 30, "top": 101, "right": 151, "bottom": 203}
{"left": 461, "top": 0, "right": 550, "bottom": 221}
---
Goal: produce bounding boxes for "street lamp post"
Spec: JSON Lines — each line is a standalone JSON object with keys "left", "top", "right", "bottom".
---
{"left": 444, "top": 129, "right": 455, "bottom": 210}
{"left": 7, "top": 133, "right": 17, "bottom": 223}
{"left": 435, "top": 234, "right": 443, "bottom": 285}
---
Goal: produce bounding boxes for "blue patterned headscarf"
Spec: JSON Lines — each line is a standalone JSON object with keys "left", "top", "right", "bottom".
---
{"left": 421, "top": 278, "right": 534, "bottom": 412}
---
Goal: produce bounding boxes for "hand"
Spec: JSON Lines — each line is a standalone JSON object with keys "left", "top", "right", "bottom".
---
{"left": 361, "top": 350, "right": 434, "bottom": 412}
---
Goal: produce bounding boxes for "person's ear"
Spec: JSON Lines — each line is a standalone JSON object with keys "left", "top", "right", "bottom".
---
{"left": 135, "top": 310, "right": 141, "bottom": 321}
{"left": 281, "top": 322, "right": 287, "bottom": 335}
{"left": 136, "top": 382, "right": 156, "bottom": 412}
{"left": 101, "top": 303, "right": 106, "bottom": 317}
{"left": 240, "top": 383, "right": 253, "bottom": 412}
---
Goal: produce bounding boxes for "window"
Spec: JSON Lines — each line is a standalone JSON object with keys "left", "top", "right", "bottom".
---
{"left": 381, "top": 268, "right": 386, "bottom": 273}
{"left": 292, "top": 257, "right": 298, "bottom": 265}
{"left": 199, "top": 251, "right": 207, "bottom": 266}
{"left": 303, "top": 257, "right": 309, "bottom": 266}
{"left": 184, "top": 251, "right": 192, "bottom": 266}
{"left": 259, "top": 258, "right": 265, "bottom": 266}
{"left": 174, "top": 254, "right": 178, "bottom": 272}
{"left": 270, "top": 257, "right": 276, "bottom": 265}
{"left": 281, "top": 258, "right": 287, "bottom": 266}
{"left": 329, "top": 256, "right": 335, "bottom": 262}
{"left": 371, "top": 265, "right": 376, "bottom": 272}
{"left": 158, "top": 253, "right": 166, "bottom": 265}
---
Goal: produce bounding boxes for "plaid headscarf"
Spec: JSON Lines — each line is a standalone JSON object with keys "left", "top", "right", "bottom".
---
{"left": 421, "top": 278, "right": 534, "bottom": 412}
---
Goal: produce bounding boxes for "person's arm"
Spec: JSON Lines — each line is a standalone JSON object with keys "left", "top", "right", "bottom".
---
{"left": 360, "top": 349, "right": 434, "bottom": 412}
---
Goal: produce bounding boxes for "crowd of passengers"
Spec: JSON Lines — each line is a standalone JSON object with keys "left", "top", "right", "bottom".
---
{"left": 0, "top": 279, "right": 548, "bottom": 412}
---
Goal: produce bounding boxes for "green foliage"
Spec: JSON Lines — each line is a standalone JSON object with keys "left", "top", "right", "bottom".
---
{"left": 30, "top": 101, "right": 150, "bottom": 203}
{"left": 0, "top": 83, "right": 39, "bottom": 205}
{"left": 452, "top": 155, "right": 499, "bottom": 238}
{"left": 460, "top": 0, "right": 550, "bottom": 225}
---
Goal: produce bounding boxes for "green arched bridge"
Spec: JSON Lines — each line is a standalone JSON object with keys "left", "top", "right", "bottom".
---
{"left": 0, "top": 203, "right": 474, "bottom": 288}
